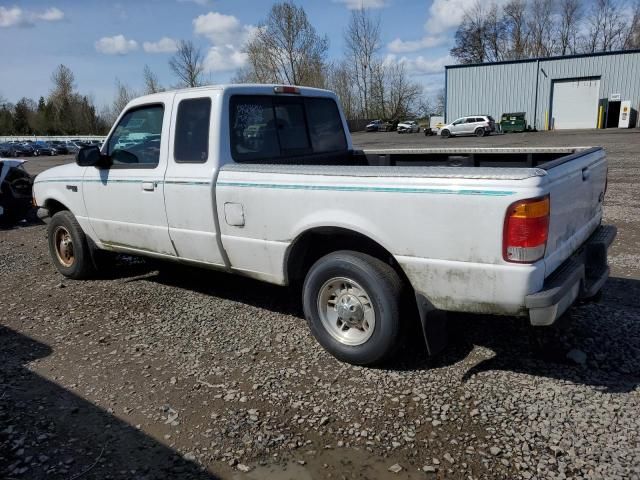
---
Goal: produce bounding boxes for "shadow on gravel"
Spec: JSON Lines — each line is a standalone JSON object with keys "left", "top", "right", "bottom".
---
{"left": 121, "top": 264, "right": 639, "bottom": 394}
{"left": 0, "top": 212, "right": 43, "bottom": 231}
{"left": 431, "top": 276, "right": 640, "bottom": 394}
{"left": 150, "top": 263, "right": 302, "bottom": 317}
{"left": 0, "top": 326, "right": 220, "bottom": 480}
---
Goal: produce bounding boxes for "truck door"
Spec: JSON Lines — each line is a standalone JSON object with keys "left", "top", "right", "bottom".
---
{"left": 83, "top": 101, "right": 175, "bottom": 256}
{"left": 163, "top": 91, "right": 226, "bottom": 267}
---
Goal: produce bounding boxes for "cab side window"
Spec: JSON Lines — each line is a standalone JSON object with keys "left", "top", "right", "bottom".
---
{"left": 174, "top": 98, "right": 212, "bottom": 163}
{"left": 107, "top": 104, "right": 164, "bottom": 168}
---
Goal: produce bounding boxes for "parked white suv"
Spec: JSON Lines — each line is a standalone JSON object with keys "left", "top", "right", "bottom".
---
{"left": 441, "top": 115, "right": 496, "bottom": 138}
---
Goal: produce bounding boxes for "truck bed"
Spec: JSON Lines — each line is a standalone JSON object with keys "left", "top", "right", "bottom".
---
{"left": 358, "top": 146, "right": 596, "bottom": 169}
{"left": 235, "top": 146, "right": 598, "bottom": 172}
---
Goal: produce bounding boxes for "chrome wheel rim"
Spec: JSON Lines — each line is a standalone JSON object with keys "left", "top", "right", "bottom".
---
{"left": 317, "top": 277, "right": 375, "bottom": 346}
{"left": 53, "top": 226, "right": 74, "bottom": 267}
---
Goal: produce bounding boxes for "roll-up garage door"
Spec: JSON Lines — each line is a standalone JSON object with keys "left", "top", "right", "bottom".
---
{"left": 551, "top": 78, "right": 600, "bottom": 129}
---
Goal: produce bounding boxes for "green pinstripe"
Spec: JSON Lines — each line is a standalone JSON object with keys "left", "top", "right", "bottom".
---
{"left": 35, "top": 178, "right": 514, "bottom": 196}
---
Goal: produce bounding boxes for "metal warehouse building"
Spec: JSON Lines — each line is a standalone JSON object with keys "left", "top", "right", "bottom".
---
{"left": 445, "top": 49, "right": 640, "bottom": 131}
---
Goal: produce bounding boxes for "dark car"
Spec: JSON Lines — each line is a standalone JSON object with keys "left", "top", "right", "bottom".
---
{"left": 0, "top": 159, "right": 33, "bottom": 223}
{"left": 32, "top": 142, "right": 57, "bottom": 156}
{"left": 64, "top": 142, "right": 81, "bottom": 153}
{"left": 8, "top": 143, "right": 35, "bottom": 157}
{"left": 0, "top": 143, "right": 15, "bottom": 157}
{"left": 49, "top": 140, "right": 70, "bottom": 154}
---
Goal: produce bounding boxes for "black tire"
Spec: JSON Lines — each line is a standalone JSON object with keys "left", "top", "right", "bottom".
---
{"left": 475, "top": 128, "right": 485, "bottom": 137}
{"left": 302, "top": 250, "right": 403, "bottom": 366}
{"left": 47, "top": 210, "right": 96, "bottom": 279}
{"left": 441, "top": 129, "right": 450, "bottom": 139}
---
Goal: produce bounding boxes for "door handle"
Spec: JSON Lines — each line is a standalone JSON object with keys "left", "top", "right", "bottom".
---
{"left": 142, "top": 182, "right": 155, "bottom": 191}
{"left": 582, "top": 167, "right": 590, "bottom": 181}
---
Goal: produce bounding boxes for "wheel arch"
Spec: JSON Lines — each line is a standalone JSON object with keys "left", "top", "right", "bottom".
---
{"left": 284, "top": 226, "right": 412, "bottom": 292}
{"left": 43, "top": 198, "right": 70, "bottom": 216}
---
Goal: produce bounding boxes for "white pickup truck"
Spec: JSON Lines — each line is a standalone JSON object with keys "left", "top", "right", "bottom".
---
{"left": 34, "top": 84, "right": 616, "bottom": 365}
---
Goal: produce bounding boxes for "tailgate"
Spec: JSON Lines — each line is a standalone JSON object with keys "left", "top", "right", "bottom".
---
{"left": 544, "top": 148, "right": 607, "bottom": 276}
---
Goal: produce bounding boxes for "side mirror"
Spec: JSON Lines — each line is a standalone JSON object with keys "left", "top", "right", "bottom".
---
{"left": 76, "top": 146, "right": 109, "bottom": 168}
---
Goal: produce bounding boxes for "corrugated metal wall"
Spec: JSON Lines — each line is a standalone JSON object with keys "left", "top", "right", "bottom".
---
{"left": 446, "top": 51, "right": 640, "bottom": 130}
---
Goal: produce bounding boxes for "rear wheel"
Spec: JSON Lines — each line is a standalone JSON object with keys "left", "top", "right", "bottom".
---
{"left": 475, "top": 128, "right": 485, "bottom": 137}
{"left": 441, "top": 129, "right": 450, "bottom": 139}
{"left": 47, "top": 210, "right": 96, "bottom": 279}
{"left": 302, "top": 251, "right": 403, "bottom": 366}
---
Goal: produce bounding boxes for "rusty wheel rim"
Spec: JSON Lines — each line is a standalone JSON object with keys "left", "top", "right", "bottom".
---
{"left": 53, "top": 226, "right": 74, "bottom": 267}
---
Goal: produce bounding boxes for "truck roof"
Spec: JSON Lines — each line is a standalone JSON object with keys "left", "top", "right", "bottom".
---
{"left": 132, "top": 84, "right": 337, "bottom": 104}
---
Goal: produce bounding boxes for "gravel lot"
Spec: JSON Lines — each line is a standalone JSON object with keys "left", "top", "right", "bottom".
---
{"left": 1, "top": 130, "right": 639, "bottom": 479}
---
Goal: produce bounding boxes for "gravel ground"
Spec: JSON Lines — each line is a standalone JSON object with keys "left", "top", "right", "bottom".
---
{"left": 1, "top": 130, "right": 639, "bottom": 479}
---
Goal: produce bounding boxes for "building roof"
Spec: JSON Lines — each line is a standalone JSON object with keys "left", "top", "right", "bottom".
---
{"left": 445, "top": 48, "right": 640, "bottom": 70}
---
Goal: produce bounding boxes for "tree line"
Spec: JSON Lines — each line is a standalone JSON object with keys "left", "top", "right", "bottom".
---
{"left": 451, "top": 0, "right": 640, "bottom": 64}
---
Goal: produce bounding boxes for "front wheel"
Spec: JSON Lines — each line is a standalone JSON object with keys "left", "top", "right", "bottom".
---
{"left": 302, "top": 251, "right": 403, "bottom": 366}
{"left": 441, "top": 129, "right": 450, "bottom": 139}
{"left": 47, "top": 210, "right": 96, "bottom": 279}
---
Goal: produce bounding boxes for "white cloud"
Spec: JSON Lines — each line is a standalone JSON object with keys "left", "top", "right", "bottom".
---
{"left": 0, "top": 6, "right": 25, "bottom": 27}
{"left": 0, "top": 6, "right": 65, "bottom": 27}
{"left": 388, "top": 54, "right": 453, "bottom": 75}
{"left": 388, "top": 35, "right": 448, "bottom": 53}
{"left": 204, "top": 45, "right": 248, "bottom": 72}
{"left": 333, "top": 0, "right": 388, "bottom": 9}
{"left": 95, "top": 35, "right": 139, "bottom": 55}
{"left": 193, "top": 11, "right": 241, "bottom": 44}
{"left": 424, "top": 0, "right": 470, "bottom": 34}
{"left": 193, "top": 11, "right": 257, "bottom": 72}
{"left": 37, "top": 7, "right": 64, "bottom": 22}
{"left": 424, "top": 0, "right": 511, "bottom": 34}
{"left": 143, "top": 37, "right": 179, "bottom": 53}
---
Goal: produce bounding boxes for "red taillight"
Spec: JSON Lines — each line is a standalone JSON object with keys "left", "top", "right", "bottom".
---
{"left": 503, "top": 196, "right": 550, "bottom": 263}
{"left": 274, "top": 86, "right": 300, "bottom": 94}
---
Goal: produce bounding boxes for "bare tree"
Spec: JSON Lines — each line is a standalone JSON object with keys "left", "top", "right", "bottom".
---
{"left": 450, "top": 3, "right": 491, "bottom": 64}
{"left": 243, "top": 2, "right": 328, "bottom": 88}
{"left": 344, "top": 8, "right": 381, "bottom": 118}
{"left": 50, "top": 64, "right": 75, "bottom": 101}
{"left": 383, "top": 62, "right": 422, "bottom": 121}
{"left": 110, "top": 79, "right": 137, "bottom": 123}
{"left": 143, "top": 65, "right": 163, "bottom": 94}
{"left": 527, "top": 0, "right": 555, "bottom": 57}
{"left": 623, "top": 0, "right": 640, "bottom": 48}
{"left": 231, "top": 65, "right": 259, "bottom": 84}
{"left": 557, "top": 0, "right": 582, "bottom": 55}
{"left": 169, "top": 40, "right": 204, "bottom": 88}
{"left": 327, "top": 62, "right": 356, "bottom": 120}
{"left": 485, "top": 3, "right": 508, "bottom": 62}
{"left": 585, "top": 0, "right": 628, "bottom": 52}
{"left": 503, "top": 0, "right": 529, "bottom": 59}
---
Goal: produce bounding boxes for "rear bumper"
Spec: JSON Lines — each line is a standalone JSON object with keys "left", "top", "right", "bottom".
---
{"left": 525, "top": 225, "right": 617, "bottom": 326}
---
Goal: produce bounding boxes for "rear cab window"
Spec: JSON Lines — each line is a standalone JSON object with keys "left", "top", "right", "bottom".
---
{"left": 174, "top": 97, "right": 212, "bottom": 163}
{"left": 230, "top": 95, "right": 347, "bottom": 162}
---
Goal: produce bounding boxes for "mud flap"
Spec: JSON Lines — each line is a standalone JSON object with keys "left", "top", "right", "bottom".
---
{"left": 415, "top": 294, "right": 448, "bottom": 356}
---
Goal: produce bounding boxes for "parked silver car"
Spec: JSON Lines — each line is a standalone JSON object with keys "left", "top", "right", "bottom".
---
{"left": 440, "top": 115, "right": 496, "bottom": 138}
